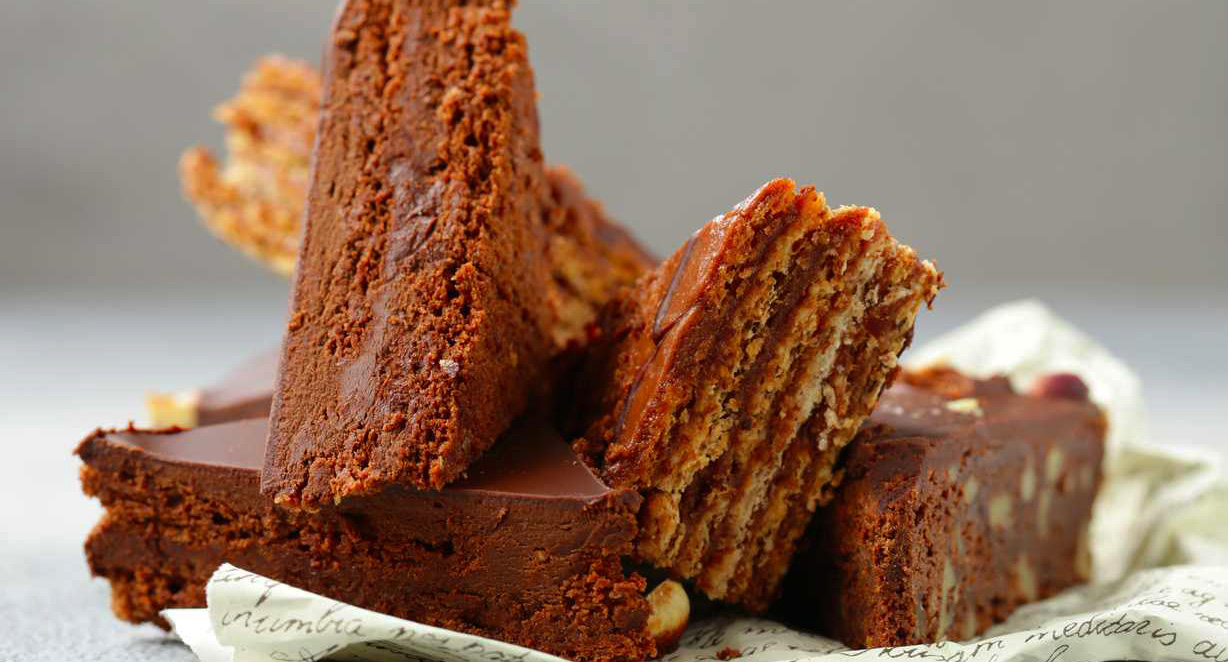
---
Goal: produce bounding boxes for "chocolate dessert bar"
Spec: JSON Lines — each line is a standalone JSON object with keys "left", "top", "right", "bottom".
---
{"left": 792, "top": 368, "right": 1105, "bottom": 647}
{"left": 575, "top": 179, "right": 943, "bottom": 610}
{"left": 79, "top": 418, "right": 688, "bottom": 662}
{"left": 146, "top": 350, "right": 277, "bottom": 428}
{"left": 266, "top": 0, "right": 590, "bottom": 504}
{"left": 181, "top": 57, "right": 654, "bottom": 343}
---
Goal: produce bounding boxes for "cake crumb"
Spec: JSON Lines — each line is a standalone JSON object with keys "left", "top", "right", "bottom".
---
{"left": 717, "top": 647, "right": 742, "bottom": 660}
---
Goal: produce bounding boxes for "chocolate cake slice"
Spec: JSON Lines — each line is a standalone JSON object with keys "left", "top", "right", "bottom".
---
{"left": 789, "top": 368, "right": 1106, "bottom": 647}
{"left": 79, "top": 418, "right": 689, "bottom": 662}
{"left": 181, "top": 56, "right": 654, "bottom": 341}
{"left": 575, "top": 179, "right": 943, "bottom": 610}
{"left": 266, "top": 0, "right": 595, "bottom": 504}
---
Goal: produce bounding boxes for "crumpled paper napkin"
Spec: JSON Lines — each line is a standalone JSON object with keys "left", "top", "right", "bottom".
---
{"left": 164, "top": 300, "right": 1228, "bottom": 662}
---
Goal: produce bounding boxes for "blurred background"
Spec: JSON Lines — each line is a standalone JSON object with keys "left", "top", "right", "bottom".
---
{"left": 1, "top": 1, "right": 1225, "bottom": 657}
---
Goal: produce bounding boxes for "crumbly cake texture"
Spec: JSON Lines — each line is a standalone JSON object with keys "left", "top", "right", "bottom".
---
{"left": 181, "top": 55, "right": 654, "bottom": 345}
{"left": 574, "top": 178, "right": 943, "bottom": 609}
{"left": 181, "top": 56, "right": 320, "bottom": 276}
{"left": 791, "top": 368, "right": 1106, "bottom": 647}
{"left": 266, "top": 0, "right": 567, "bottom": 503}
{"left": 78, "top": 419, "right": 660, "bottom": 662}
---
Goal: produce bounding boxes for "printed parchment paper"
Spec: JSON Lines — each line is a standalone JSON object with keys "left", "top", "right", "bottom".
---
{"left": 163, "top": 301, "right": 1228, "bottom": 662}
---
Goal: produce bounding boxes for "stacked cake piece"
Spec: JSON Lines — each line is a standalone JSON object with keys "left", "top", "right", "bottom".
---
{"left": 786, "top": 368, "right": 1105, "bottom": 647}
{"left": 79, "top": 0, "right": 1106, "bottom": 658}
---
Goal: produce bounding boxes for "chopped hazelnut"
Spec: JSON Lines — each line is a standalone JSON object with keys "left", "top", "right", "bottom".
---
{"left": 1020, "top": 460, "right": 1037, "bottom": 502}
{"left": 646, "top": 579, "right": 690, "bottom": 651}
{"left": 901, "top": 366, "right": 976, "bottom": 399}
{"left": 1046, "top": 448, "right": 1065, "bottom": 483}
{"left": 1014, "top": 556, "right": 1038, "bottom": 601}
{"left": 1029, "top": 373, "right": 1089, "bottom": 400}
{"left": 988, "top": 494, "right": 1013, "bottom": 528}
{"left": 145, "top": 389, "right": 202, "bottom": 429}
{"left": 963, "top": 477, "right": 980, "bottom": 504}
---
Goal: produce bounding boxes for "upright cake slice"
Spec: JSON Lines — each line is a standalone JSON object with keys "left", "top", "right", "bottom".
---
{"left": 79, "top": 419, "right": 688, "bottom": 662}
{"left": 181, "top": 56, "right": 654, "bottom": 341}
{"left": 575, "top": 179, "right": 943, "bottom": 609}
{"left": 267, "top": 0, "right": 578, "bottom": 504}
{"left": 789, "top": 368, "right": 1105, "bottom": 647}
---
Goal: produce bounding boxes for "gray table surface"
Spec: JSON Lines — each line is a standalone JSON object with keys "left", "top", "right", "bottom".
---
{"left": 2, "top": 286, "right": 1224, "bottom": 661}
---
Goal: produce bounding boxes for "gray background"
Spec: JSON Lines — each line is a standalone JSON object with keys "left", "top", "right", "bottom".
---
{"left": 4, "top": 0, "right": 1228, "bottom": 293}
{"left": 1, "top": 1, "right": 1225, "bottom": 660}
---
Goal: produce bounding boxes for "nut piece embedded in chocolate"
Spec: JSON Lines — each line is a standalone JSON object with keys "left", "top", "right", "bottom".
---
{"left": 645, "top": 579, "right": 690, "bottom": 652}
{"left": 1029, "top": 372, "right": 1090, "bottom": 400}
{"left": 148, "top": 349, "right": 280, "bottom": 429}
{"left": 145, "top": 390, "right": 201, "bottom": 429}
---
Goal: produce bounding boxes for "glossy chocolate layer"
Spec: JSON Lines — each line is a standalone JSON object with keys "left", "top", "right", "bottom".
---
{"left": 108, "top": 417, "right": 613, "bottom": 501}
{"left": 195, "top": 350, "right": 279, "bottom": 426}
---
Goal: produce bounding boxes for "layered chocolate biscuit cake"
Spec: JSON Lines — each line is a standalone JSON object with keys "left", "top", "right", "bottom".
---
{"left": 181, "top": 56, "right": 654, "bottom": 346}
{"left": 792, "top": 368, "right": 1106, "bottom": 647}
{"left": 79, "top": 419, "right": 688, "bottom": 662}
{"left": 266, "top": 0, "right": 591, "bottom": 505}
{"left": 575, "top": 179, "right": 943, "bottom": 609}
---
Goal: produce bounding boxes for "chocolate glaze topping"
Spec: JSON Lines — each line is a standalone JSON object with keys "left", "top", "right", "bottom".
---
{"left": 865, "top": 373, "right": 1093, "bottom": 444}
{"left": 650, "top": 217, "right": 731, "bottom": 340}
{"left": 153, "top": 349, "right": 612, "bottom": 500}
{"left": 612, "top": 180, "right": 803, "bottom": 449}
{"left": 620, "top": 215, "right": 731, "bottom": 442}
{"left": 109, "top": 418, "right": 613, "bottom": 501}
{"left": 112, "top": 420, "right": 267, "bottom": 470}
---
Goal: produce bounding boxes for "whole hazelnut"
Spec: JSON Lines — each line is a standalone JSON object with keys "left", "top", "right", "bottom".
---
{"left": 1029, "top": 373, "right": 1089, "bottom": 400}
{"left": 646, "top": 579, "right": 690, "bottom": 652}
